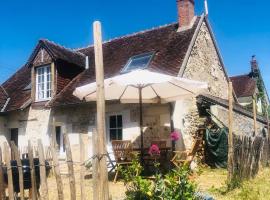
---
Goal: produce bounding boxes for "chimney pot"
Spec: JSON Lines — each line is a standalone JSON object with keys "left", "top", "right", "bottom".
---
{"left": 177, "top": 0, "right": 195, "bottom": 27}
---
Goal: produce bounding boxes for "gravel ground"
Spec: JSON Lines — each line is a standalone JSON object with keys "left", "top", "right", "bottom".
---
{"left": 46, "top": 164, "right": 126, "bottom": 200}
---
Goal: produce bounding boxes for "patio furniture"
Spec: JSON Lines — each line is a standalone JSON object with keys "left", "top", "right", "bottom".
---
{"left": 171, "top": 137, "right": 202, "bottom": 168}
{"left": 151, "top": 140, "right": 167, "bottom": 148}
{"left": 111, "top": 140, "right": 134, "bottom": 182}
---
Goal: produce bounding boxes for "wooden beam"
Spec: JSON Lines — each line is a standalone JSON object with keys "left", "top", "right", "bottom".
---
{"left": 93, "top": 21, "right": 109, "bottom": 200}
{"left": 92, "top": 129, "right": 100, "bottom": 200}
{"left": 51, "top": 62, "right": 56, "bottom": 97}
{"left": 31, "top": 67, "right": 36, "bottom": 101}
{"left": 267, "top": 107, "right": 270, "bottom": 137}
{"left": 4, "top": 142, "right": 14, "bottom": 200}
{"left": 253, "top": 97, "right": 257, "bottom": 135}
{"left": 28, "top": 141, "right": 37, "bottom": 200}
{"left": 50, "top": 143, "right": 64, "bottom": 200}
{"left": 80, "top": 134, "right": 86, "bottom": 200}
{"left": 227, "top": 82, "right": 234, "bottom": 182}
{"left": 10, "top": 142, "right": 24, "bottom": 200}
{"left": 0, "top": 147, "right": 5, "bottom": 200}
{"left": 63, "top": 134, "right": 76, "bottom": 200}
{"left": 38, "top": 140, "right": 49, "bottom": 200}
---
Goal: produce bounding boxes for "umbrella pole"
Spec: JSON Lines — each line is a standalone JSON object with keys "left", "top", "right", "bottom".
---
{"left": 139, "top": 87, "right": 144, "bottom": 165}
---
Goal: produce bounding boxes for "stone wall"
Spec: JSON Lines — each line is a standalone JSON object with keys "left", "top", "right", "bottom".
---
{"left": 173, "top": 21, "right": 230, "bottom": 150}
{"left": 183, "top": 22, "right": 228, "bottom": 99}
{"left": 52, "top": 103, "right": 171, "bottom": 161}
{"left": 1, "top": 107, "right": 52, "bottom": 148}
{"left": 211, "top": 105, "right": 265, "bottom": 136}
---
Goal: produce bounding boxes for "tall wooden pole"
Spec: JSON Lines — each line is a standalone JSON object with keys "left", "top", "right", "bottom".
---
{"left": 139, "top": 87, "right": 144, "bottom": 164}
{"left": 228, "top": 82, "right": 234, "bottom": 182}
{"left": 267, "top": 106, "right": 270, "bottom": 137}
{"left": 93, "top": 21, "right": 109, "bottom": 200}
{"left": 253, "top": 97, "right": 257, "bottom": 135}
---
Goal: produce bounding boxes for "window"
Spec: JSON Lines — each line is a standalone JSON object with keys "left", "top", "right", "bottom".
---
{"left": 109, "top": 115, "right": 123, "bottom": 141}
{"left": 122, "top": 52, "right": 154, "bottom": 72}
{"left": 36, "top": 65, "right": 52, "bottom": 101}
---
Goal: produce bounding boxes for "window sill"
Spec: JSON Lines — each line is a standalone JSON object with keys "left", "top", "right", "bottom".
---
{"left": 32, "top": 100, "right": 50, "bottom": 108}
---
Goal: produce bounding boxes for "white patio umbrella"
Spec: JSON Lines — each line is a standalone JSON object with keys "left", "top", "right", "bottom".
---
{"left": 73, "top": 69, "right": 207, "bottom": 158}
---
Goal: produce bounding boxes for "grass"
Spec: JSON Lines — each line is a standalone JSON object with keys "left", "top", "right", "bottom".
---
{"left": 42, "top": 163, "right": 270, "bottom": 199}
{"left": 195, "top": 167, "right": 270, "bottom": 200}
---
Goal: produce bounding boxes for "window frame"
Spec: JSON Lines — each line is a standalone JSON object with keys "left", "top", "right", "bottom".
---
{"left": 121, "top": 52, "right": 155, "bottom": 73}
{"left": 35, "top": 64, "right": 52, "bottom": 101}
{"left": 108, "top": 114, "right": 123, "bottom": 141}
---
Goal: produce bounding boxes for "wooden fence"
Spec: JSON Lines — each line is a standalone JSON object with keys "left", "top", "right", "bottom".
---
{"left": 233, "top": 134, "right": 264, "bottom": 181}
{"left": 0, "top": 133, "right": 88, "bottom": 200}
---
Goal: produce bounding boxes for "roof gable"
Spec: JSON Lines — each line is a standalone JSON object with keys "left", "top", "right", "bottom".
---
{"left": 26, "top": 39, "right": 86, "bottom": 68}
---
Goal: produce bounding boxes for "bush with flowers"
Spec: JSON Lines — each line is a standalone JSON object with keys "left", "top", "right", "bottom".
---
{"left": 120, "top": 130, "right": 198, "bottom": 200}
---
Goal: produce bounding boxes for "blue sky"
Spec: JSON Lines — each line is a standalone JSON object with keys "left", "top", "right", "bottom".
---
{"left": 0, "top": 0, "right": 270, "bottom": 91}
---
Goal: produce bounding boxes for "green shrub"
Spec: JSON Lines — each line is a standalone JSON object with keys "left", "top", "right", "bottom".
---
{"left": 120, "top": 157, "right": 198, "bottom": 200}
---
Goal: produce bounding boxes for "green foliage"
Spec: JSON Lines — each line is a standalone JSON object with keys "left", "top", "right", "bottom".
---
{"left": 237, "top": 183, "right": 260, "bottom": 200}
{"left": 120, "top": 157, "right": 198, "bottom": 200}
{"left": 226, "top": 173, "right": 242, "bottom": 192}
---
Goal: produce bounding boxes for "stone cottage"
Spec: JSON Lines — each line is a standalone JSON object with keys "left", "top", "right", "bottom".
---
{"left": 0, "top": 0, "right": 267, "bottom": 160}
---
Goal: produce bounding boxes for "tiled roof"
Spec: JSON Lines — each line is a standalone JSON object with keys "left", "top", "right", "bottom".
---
{"left": 27, "top": 39, "right": 86, "bottom": 68}
{"left": 2, "top": 65, "right": 31, "bottom": 112}
{"left": 197, "top": 94, "right": 267, "bottom": 124}
{"left": 49, "top": 19, "right": 200, "bottom": 107}
{"left": 0, "top": 86, "right": 9, "bottom": 111}
{"left": 1, "top": 18, "right": 201, "bottom": 111}
{"left": 230, "top": 75, "right": 256, "bottom": 98}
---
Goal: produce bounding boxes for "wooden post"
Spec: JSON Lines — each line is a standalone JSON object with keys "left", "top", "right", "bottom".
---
{"left": 0, "top": 147, "right": 6, "bottom": 200}
{"left": 267, "top": 107, "right": 270, "bottom": 137}
{"left": 4, "top": 142, "right": 14, "bottom": 200}
{"left": 10, "top": 142, "right": 24, "bottom": 200}
{"left": 92, "top": 129, "right": 100, "bottom": 200}
{"left": 37, "top": 140, "right": 49, "bottom": 200}
{"left": 253, "top": 97, "right": 257, "bottom": 135}
{"left": 63, "top": 134, "right": 76, "bottom": 200}
{"left": 228, "top": 82, "right": 234, "bottom": 182}
{"left": 50, "top": 143, "right": 64, "bottom": 200}
{"left": 80, "top": 134, "right": 86, "bottom": 200}
{"left": 93, "top": 21, "right": 109, "bottom": 200}
{"left": 28, "top": 141, "right": 37, "bottom": 200}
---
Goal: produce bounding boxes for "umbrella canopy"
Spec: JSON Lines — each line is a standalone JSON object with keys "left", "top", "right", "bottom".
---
{"left": 73, "top": 69, "right": 207, "bottom": 163}
{"left": 73, "top": 69, "right": 208, "bottom": 103}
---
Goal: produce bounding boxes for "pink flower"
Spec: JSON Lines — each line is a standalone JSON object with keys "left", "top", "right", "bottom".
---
{"left": 148, "top": 144, "right": 160, "bottom": 156}
{"left": 170, "top": 131, "right": 180, "bottom": 141}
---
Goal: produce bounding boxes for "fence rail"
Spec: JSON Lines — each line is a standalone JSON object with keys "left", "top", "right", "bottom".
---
{"left": 0, "top": 134, "right": 88, "bottom": 200}
{"left": 233, "top": 134, "right": 266, "bottom": 181}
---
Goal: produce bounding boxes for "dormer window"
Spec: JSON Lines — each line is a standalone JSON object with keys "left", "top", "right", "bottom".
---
{"left": 36, "top": 65, "right": 52, "bottom": 101}
{"left": 122, "top": 52, "right": 154, "bottom": 72}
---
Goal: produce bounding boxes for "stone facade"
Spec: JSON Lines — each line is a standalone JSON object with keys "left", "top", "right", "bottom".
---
{"left": 211, "top": 105, "right": 265, "bottom": 136}
{"left": 183, "top": 22, "right": 228, "bottom": 99}
{"left": 173, "top": 22, "right": 230, "bottom": 150}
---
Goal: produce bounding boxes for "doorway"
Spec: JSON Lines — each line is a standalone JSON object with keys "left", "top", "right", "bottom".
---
{"left": 10, "top": 128, "right": 19, "bottom": 146}
{"left": 55, "top": 126, "right": 65, "bottom": 154}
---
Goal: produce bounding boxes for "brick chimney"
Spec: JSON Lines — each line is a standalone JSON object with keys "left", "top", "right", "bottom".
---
{"left": 251, "top": 55, "right": 259, "bottom": 77}
{"left": 177, "top": 0, "right": 195, "bottom": 27}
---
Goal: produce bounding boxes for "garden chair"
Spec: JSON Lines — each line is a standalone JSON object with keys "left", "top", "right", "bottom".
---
{"left": 171, "top": 137, "right": 202, "bottom": 168}
{"left": 111, "top": 140, "right": 134, "bottom": 183}
{"left": 151, "top": 140, "right": 167, "bottom": 148}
